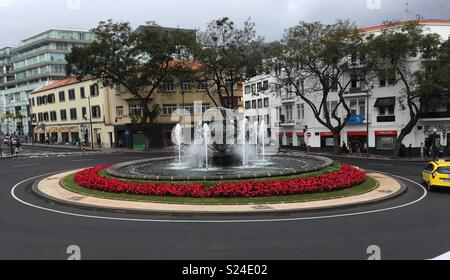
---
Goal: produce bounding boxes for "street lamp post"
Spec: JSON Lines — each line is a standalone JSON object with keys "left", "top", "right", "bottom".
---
{"left": 86, "top": 96, "right": 95, "bottom": 151}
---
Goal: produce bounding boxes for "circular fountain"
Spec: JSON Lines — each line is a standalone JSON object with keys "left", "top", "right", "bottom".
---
{"left": 107, "top": 108, "right": 333, "bottom": 181}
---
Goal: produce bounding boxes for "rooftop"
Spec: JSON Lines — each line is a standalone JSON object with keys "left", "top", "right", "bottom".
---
{"left": 31, "top": 76, "right": 93, "bottom": 94}
{"left": 359, "top": 19, "right": 450, "bottom": 33}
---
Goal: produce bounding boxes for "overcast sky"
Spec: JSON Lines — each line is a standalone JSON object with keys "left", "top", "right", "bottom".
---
{"left": 0, "top": 0, "right": 449, "bottom": 46}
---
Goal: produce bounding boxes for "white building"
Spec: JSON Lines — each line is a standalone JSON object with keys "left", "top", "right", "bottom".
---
{"left": 244, "top": 20, "right": 450, "bottom": 156}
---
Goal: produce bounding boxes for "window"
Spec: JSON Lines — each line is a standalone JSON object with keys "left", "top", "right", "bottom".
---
{"left": 257, "top": 82, "right": 263, "bottom": 92}
{"left": 252, "top": 100, "right": 256, "bottom": 109}
{"left": 43, "top": 112, "right": 49, "bottom": 122}
{"left": 50, "top": 111, "right": 57, "bottom": 122}
{"left": 264, "top": 98, "right": 269, "bottom": 108}
{"left": 198, "top": 80, "right": 207, "bottom": 91}
{"left": 244, "top": 85, "right": 251, "bottom": 95}
{"left": 81, "top": 107, "right": 87, "bottom": 119}
{"left": 70, "top": 108, "right": 77, "bottom": 120}
{"left": 60, "top": 110, "right": 67, "bottom": 121}
{"left": 47, "top": 94, "right": 55, "bottom": 104}
{"left": 183, "top": 104, "right": 194, "bottom": 114}
{"left": 251, "top": 84, "right": 256, "bottom": 95}
{"left": 350, "top": 75, "right": 358, "bottom": 88}
{"left": 350, "top": 99, "right": 365, "bottom": 117}
{"left": 263, "top": 80, "right": 269, "bottom": 91}
{"left": 80, "top": 87, "right": 85, "bottom": 99}
{"left": 163, "top": 104, "right": 177, "bottom": 115}
{"left": 91, "top": 106, "right": 101, "bottom": 119}
{"left": 258, "top": 99, "right": 263, "bottom": 109}
{"left": 376, "top": 136, "right": 396, "bottom": 150}
{"left": 130, "top": 105, "right": 143, "bottom": 117}
{"left": 245, "top": 101, "right": 251, "bottom": 109}
{"left": 163, "top": 81, "right": 175, "bottom": 92}
{"left": 285, "top": 105, "right": 293, "bottom": 122}
{"left": 379, "top": 106, "right": 395, "bottom": 116}
{"left": 182, "top": 81, "right": 191, "bottom": 91}
{"left": 90, "top": 84, "right": 99, "bottom": 97}
{"left": 38, "top": 113, "right": 43, "bottom": 122}
{"left": 68, "top": 89, "right": 76, "bottom": 100}
{"left": 59, "top": 91, "right": 65, "bottom": 102}
{"left": 379, "top": 77, "right": 386, "bottom": 87}
{"left": 116, "top": 106, "right": 124, "bottom": 118}
{"left": 297, "top": 104, "right": 305, "bottom": 120}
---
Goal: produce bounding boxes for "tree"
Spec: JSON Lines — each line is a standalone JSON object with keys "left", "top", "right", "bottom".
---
{"left": 194, "top": 17, "right": 265, "bottom": 109}
{"left": 365, "top": 19, "right": 441, "bottom": 157}
{"left": 66, "top": 20, "right": 196, "bottom": 149}
{"left": 273, "top": 20, "right": 367, "bottom": 154}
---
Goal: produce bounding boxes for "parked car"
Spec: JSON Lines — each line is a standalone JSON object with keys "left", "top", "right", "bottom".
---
{"left": 422, "top": 160, "right": 450, "bottom": 191}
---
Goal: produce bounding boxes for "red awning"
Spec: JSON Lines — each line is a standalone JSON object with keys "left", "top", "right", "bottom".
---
{"left": 297, "top": 132, "right": 305, "bottom": 137}
{"left": 375, "top": 130, "right": 397, "bottom": 136}
{"left": 286, "top": 132, "right": 293, "bottom": 137}
{"left": 320, "top": 132, "right": 333, "bottom": 137}
{"left": 347, "top": 131, "right": 368, "bottom": 137}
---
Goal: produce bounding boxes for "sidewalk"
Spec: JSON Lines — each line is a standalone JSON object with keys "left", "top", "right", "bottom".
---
{"left": 282, "top": 148, "right": 449, "bottom": 162}
{"left": 22, "top": 142, "right": 173, "bottom": 154}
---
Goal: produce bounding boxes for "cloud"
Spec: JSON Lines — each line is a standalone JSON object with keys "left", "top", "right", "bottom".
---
{"left": 0, "top": 0, "right": 448, "bottom": 46}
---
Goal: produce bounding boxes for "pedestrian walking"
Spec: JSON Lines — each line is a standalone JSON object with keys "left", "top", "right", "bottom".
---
{"left": 408, "top": 144, "right": 413, "bottom": 158}
{"left": 15, "top": 139, "right": 22, "bottom": 155}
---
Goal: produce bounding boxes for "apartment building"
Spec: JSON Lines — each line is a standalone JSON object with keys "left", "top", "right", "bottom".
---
{"left": 244, "top": 20, "right": 450, "bottom": 156}
{"left": 0, "top": 29, "right": 95, "bottom": 137}
{"left": 30, "top": 77, "right": 117, "bottom": 148}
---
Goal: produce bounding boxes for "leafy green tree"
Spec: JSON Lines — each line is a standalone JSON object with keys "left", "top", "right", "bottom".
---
{"left": 365, "top": 19, "right": 441, "bottom": 157}
{"left": 273, "top": 20, "right": 367, "bottom": 154}
{"left": 194, "top": 17, "right": 265, "bottom": 109}
{"left": 66, "top": 20, "right": 196, "bottom": 149}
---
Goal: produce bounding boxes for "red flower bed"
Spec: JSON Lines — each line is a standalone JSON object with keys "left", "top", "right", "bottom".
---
{"left": 74, "top": 165, "right": 366, "bottom": 198}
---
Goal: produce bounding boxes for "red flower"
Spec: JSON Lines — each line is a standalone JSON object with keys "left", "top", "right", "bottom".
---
{"left": 74, "top": 164, "right": 366, "bottom": 198}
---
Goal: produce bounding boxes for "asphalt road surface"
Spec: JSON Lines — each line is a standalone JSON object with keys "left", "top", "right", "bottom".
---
{"left": 1, "top": 146, "right": 449, "bottom": 260}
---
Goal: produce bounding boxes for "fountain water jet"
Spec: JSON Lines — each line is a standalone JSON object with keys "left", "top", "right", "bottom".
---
{"left": 203, "top": 123, "right": 210, "bottom": 170}
{"left": 260, "top": 121, "right": 267, "bottom": 162}
{"left": 174, "top": 124, "right": 183, "bottom": 168}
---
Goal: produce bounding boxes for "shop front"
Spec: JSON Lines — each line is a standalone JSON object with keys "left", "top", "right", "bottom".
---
{"left": 347, "top": 131, "right": 368, "bottom": 153}
{"left": 375, "top": 130, "right": 397, "bottom": 151}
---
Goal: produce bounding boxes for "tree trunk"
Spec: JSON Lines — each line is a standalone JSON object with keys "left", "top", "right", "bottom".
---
{"left": 393, "top": 115, "right": 420, "bottom": 158}
{"left": 333, "top": 132, "right": 341, "bottom": 155}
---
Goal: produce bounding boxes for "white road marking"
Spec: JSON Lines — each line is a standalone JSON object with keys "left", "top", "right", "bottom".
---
{"left": 12, "top": 163, "right": 39, "bottom": 168}
{"left": 70, "top": 159, "right": 94, "bottom": 162}
{"left": 10, "top": 172, "right": 428, "bottom": 224}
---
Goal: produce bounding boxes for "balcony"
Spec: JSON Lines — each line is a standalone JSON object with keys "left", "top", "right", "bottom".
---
{"left": 280, "top": 119, "right": 296, "bottom": 127}
{"left": 377, "top": 115, "right": 396, "bottom": 123}
{"left": 281, "top": 95, "right": 296, "bottom": 103}
{"left": 420, "top": 112, "right": 450, "bottom": 119}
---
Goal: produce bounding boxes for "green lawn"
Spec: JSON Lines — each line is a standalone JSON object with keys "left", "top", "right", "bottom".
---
{"left": 62, "top": 174, "right": 378, "bottom": 205}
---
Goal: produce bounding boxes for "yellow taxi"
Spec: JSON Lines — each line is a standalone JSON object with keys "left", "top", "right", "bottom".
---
{"left": 422, "top": 160, "right": 450, "bottom": 191}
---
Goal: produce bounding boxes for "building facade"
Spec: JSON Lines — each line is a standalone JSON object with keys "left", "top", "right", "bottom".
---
{"left": 244, "top": 20, "right": 450, "bottom": 156}
{"left": 112, "top": 79, "right": 242, "bottom": 149}
{"left": 30, "top": 77, "right": 116, "bottom": 148}
{"left": 0, "top": 29, "right": 95, "bottom": 138}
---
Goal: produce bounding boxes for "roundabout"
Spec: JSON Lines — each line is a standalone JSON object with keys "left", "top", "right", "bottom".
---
{"left": 4, "top": 149, "right": 447, "bottom": 260}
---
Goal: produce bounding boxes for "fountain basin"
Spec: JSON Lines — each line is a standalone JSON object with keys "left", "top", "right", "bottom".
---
{"left": 106, "top": 154, "right": 333, "bottom": 181}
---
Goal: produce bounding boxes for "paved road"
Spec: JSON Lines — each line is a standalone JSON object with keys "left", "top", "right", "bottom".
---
{"left": 1, "top": 151, "right": 449, "bottom": 260}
